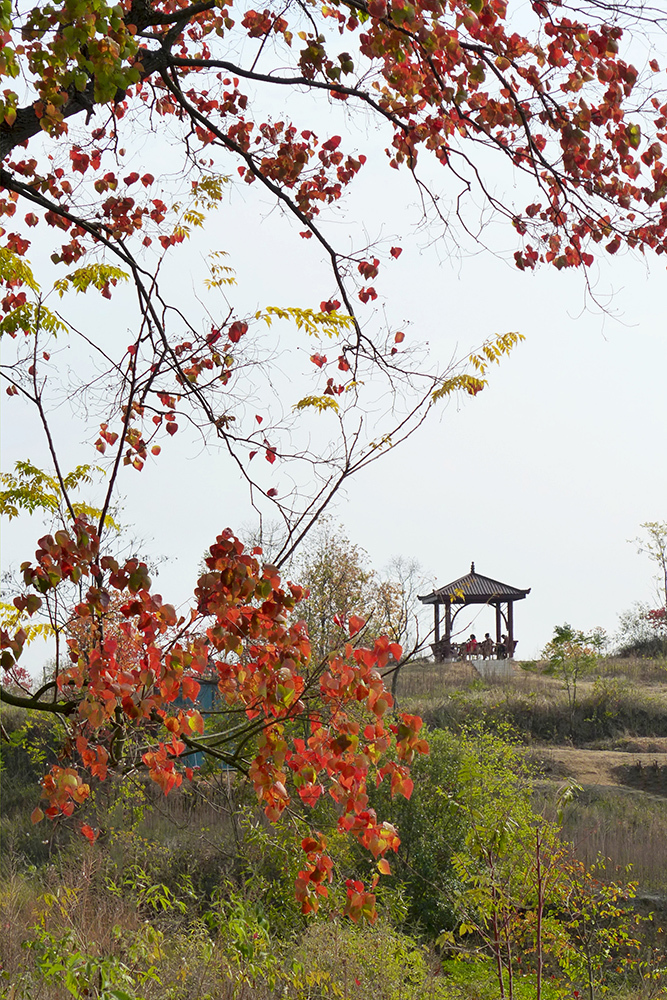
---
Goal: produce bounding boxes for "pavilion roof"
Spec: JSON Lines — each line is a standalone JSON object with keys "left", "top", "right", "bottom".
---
{"left": 418, "top": 562, "right": 530, "bottom": 605}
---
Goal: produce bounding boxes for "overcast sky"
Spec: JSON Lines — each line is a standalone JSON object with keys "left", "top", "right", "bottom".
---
{"left": 2, "top": 28, "right": 667, "bottom": 665}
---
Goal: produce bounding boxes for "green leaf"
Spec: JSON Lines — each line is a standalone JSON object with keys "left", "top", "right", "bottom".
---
{"left": 53, "top": 264, "right": 129, "bottom": 298}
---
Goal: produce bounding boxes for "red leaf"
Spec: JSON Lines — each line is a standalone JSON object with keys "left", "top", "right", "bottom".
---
{"left": 31, "top": 806, "right": 44, "bottom": 824}
{"left": 311, "top": 354, "right": 327, "bottom": 368}
{"left": 349, "top": 614, "right": 365, "bottom": 636}
{"left": 181, "top": 675, "right": 200, "bottom": 702}
{"left": 390, "top": 246, "right": 402, "bottom": 258}
{"left": 229, "top": 321, "right": 248, "bottom": 343}
{"left": 394, "top": 331, "right": 405, "bottom": 344}
{"left": 267, "top": 487, "right": 278, "bottom": 497}
{"left": 255, "top": 414, "right": 263, "bottom": 424}
{"left": 302, "top": 836, "right": 324, "bottom": 853}
{"left": 80, "top": 824, "right": 98, "bottom": 843}
{"left": 141, "top": 173, "right": 155, "bottom": 187}
{"left": 166, "top": 422, "right": 178, "bottom": 435}
{"left": 322, "top": 135, "right": 342, "bottom": 151}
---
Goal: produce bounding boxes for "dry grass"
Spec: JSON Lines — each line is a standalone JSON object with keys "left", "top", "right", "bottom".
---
{"left": 0, "top": 853, "right": 452, "bottom": 1000}
{"left": 597, "top": 656, "right": 667, "bottom": 685}
{"left": 533, "top": 782, "right": 667, "bottom": 899}
{"left": 394, "top": 659, "right": 667, "bottom": 746}
{"left": 0, "top": 853, "right": 141, "bottom": 992}
{"left": 396, "top": 654, "right": 667, "bottom": 909}
{"left": 394, "top": 656, "right": 667, "bottom": 705}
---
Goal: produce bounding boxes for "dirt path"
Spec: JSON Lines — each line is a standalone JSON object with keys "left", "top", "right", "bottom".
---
{"left": 535, "top": 746, "right": 667, "bottom": 793}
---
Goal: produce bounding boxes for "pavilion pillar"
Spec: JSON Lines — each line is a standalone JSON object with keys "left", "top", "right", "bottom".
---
{"left": 495, "top": 602, "right": 502, "bottom": 646}
{"left": 444, "top": 600, "right": 452, "bottom": 656}
{"left": 434, "top": 603, "right": 440, "bottom": 645}
{"left": 507, "top": 601, "right": 514, "bottom": 657}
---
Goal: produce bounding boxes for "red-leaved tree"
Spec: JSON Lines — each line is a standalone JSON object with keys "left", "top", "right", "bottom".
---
{"left": 2, "top": 520, "right": 427, "bottom": 920}
{"left": 2, "top": 0, "right": 667, "bottom": 917}
{"left": 3, "top": 0, "right": 667, "bottom": 556}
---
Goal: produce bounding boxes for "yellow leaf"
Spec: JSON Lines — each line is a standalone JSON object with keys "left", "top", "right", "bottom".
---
{"left": 293, "top": 395, "right": 340, "bottom": 414}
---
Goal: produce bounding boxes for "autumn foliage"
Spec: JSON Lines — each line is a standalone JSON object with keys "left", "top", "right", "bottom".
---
{"left": 2, "top": 519, "right": 427, "bottom": 920}
{"left": 3, "top": 0, "right": 667, "bottom": 927}
{"left": 3, "top": 0, "right": 664, "bottom": 566}
{"left": 2, "top": 0, "right": 667, "bottom": 281}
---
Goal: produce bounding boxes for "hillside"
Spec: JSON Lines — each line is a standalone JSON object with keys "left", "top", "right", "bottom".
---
{"left": 4, "top": 655, "right": 667, "bottom": 1000}
{"left": 396, "top": 655, "right": 667, "bottom": 898}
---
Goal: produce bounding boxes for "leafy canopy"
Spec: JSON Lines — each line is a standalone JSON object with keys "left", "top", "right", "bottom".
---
{"left": 3, "top": 0, "right": 667, "bottom": 926}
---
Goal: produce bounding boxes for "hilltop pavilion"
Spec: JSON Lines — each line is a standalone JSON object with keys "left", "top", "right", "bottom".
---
{"left": 418, "top": 562, "right": 531, "bottom": 661}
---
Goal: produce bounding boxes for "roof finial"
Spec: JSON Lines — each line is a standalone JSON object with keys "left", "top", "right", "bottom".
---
{"left": 471, "top": 561, "right": 476, "bottom": 574}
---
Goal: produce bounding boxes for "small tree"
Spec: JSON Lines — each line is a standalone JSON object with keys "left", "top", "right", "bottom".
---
{"left": 631, "top": 522, "right": 667, "bottom": 610}
{"left": 616, "top": 602, "right": 667, "bottom": 659}
{"left": 293, "top": 521, "right": 381, "bottom": 662}
{"left": 447, "top": 731, "right": 570, "bottom": 1000}
{"left": 542, "top": 624, "right": 606, "bottom": 734}
{"left": 558, "top": 857, "right": 645, "bottom": 1000}
{"left": 375, "top": 556, "right": 429, "bottom": 700}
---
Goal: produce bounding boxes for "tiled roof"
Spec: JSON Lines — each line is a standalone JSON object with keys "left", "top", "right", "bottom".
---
{"left": 418, "top": 562, "right": 530, "bottom": 604}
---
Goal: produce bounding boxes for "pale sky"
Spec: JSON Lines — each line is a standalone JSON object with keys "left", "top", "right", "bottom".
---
{"left": 2, "top": 30, "right": 667, "bottom": 665}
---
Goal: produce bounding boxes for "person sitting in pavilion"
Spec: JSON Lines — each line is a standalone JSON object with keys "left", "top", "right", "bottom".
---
{"left": 480, "top": 633, "right": 494, "bottom": 659}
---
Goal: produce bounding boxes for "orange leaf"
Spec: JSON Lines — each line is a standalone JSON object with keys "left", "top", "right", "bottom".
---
{"left": 348, "top": 614, "right": 365, "bottom": 636}
{"left": 181, "top": 675, "right": 201, "bottom": 702}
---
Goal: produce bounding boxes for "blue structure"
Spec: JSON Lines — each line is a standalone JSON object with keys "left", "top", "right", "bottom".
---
{"left": 175, "top": 677, "right": 223, "bottom": 769}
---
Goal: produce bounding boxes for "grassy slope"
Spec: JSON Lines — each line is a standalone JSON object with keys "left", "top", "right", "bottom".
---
{"left": 395, "top": 655, "right": 667, "bottom": 896}
{"left": 4, "top": 658, "right": 667, "bottom": 999}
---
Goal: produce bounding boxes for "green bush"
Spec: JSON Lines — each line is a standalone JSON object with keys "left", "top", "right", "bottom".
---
{"left": 365, "top": 726, "right": 540, "bottom": 939}
{"left": 440, "top": 959, "right": 569, "bottom": 1000}
{"left": 293, "top": 919, "right": 447, "bottom": 1000}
